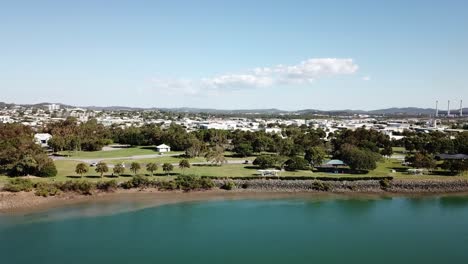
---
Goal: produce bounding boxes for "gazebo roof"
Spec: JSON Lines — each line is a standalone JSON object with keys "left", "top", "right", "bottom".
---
{"left": 325, "top": 159, "right": 346, "bottom": 166}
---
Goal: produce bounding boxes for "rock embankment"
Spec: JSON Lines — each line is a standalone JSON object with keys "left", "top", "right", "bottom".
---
{"left": 213, "top": 179, "right": 468, "bottom": 193}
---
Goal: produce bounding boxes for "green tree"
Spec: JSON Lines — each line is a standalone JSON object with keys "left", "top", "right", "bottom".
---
{"left": 130, "top": 162, "right": 141, "bottom": 175}
{"left": 146, "top": 162, "right": 158, "bottom": 176}
{"left": 95, "top": 162, "right": 109, "bottom": 178}
{"left": 253, "top": 155, "right": 276, "bottom": 169}
{"left": 179, "top": 159, "right": 190, "bottom": 173}
{"left": 380, "top": 145, "right": 394, "bottom": 157}
{"left": 442, "top": 160, "right": 468, "bottom": 175}
{"left": 406, "top": 153, "right": 436, "bottom": 170}
{"left": 205, "top": 145, "right": 227, "bottom": 166}
{"left": 304, "top": 146, "right": 326, "bottom": 166}
{"left": 162, "top": 163, "right": 174, "bottom": 175}
{"left": 283, "top": 157, "right": 309, "bottom": 171}
{"left": 113, "top": 163, "right": 125, "bottom": 176}
{"left": 75, "top": 163, "right": 89, "bottom": 178}
{"left": 233, "top": 142, "right": 253, "bottom": 157}
{"left": 339, "top": 144, "right": 381, "bottom": 172}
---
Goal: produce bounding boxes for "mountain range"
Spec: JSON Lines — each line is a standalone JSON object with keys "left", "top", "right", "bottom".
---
{"left": 2, "top": 102, "right": 467, "bottom": 116}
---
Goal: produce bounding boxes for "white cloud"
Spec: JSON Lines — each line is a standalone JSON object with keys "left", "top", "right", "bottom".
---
{"left": 151, "top": 58, "right": 359, "bottom": 94}
{"left": 362, "top": 76, "right": 371, "bottom": 81}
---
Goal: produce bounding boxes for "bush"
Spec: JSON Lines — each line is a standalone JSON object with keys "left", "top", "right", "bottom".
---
{"left": 34, "top": 182, "right": 60, "bottom": 197}
{"left": 220, "top": 181, "right": 236, "bottom": 190}
{"left": 199, "top": 178, "right": 215, "bottom": 189}
{"left": 158, "top": 180, "right": 177, "bottom": 191}
{"left": 3, "top": 178, "right": 34, "bottom": 192}
{"left": 175, "top": 175, "right": 214, "bottom": 191}
{"left": 96, "top": 180, "right": 119, "bottom": 192}
{"left": 37, "top": 162, "right": 58, "bottom": 177}
{"left": 310, "top": 181, "right": 331, "bottom": 191}
{"left": 379, "top": 179, "right": 392, "bottom": 190}
{"left": 56, "top": 180, "right": 95, "bottom": 195}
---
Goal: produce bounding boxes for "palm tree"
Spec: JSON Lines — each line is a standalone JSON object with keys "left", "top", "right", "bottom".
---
{"left": 179, "top": 159, "right": 190, "bottom": 174}
{"left": 95, "top": 162, "right": 109, "bottom": 178}
{"left": 205, "top": 145, "right": 227, "bottom": 166}
{"left": 146, "top": 162, "right": 158, "bottom": 176}
{"left": 162, "top": 163, "right": 174, "bottom": 176}
{"left": 75, "top": 163, "right": 89, "bottom": 178}
{"left": 130, "top": 162, "right": 141, "bottom": 175}
{"left": 113, "top": 163, "right": 125, "bottom": 176}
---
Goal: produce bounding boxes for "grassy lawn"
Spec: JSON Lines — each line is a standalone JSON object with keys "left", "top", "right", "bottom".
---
{"left": 57, "top": 146, "right": 184, "bottom": 159}
{"left": 392, "top": 147, "right": 406, "bottom": 154}
{"left": 2, "top": 157, "right": 467, "bottom": 186}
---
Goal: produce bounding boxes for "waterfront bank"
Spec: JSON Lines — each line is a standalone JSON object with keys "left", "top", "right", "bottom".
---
{"left": 2, "top": 178, "right": 468, "bottom": 214}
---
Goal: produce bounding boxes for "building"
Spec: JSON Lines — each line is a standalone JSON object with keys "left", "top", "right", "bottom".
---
{"left": 156, "top": 144, "right": 171, "bottom": 153}
{"left": 34, "top": 133, "right": 52, "bottom": 147}
{"left": 47, "top": 104, "right": 60, "bottom": 111}
{"left": 0, "top": 116, "right": 11, "bottom": 123}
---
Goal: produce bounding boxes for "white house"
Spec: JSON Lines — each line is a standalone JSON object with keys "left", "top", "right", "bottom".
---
{"left": 156, "top": 144, "right": 171, "bottom": 153}
{"left": 34, "top": 133, "right": 52, "bottom": 147}
{"left": 0, "top": 116, "right": 11, "bottom": 123}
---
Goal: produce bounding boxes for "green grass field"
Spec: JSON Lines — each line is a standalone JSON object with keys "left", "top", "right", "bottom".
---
{"left": 57, "top": 146, "right": 184, "bottom": 159}
{"left": 1, "top": 146, "right": 467, "bottom": 186}
{"left": 2, "top": 157, "right": 466, "bottom": 186}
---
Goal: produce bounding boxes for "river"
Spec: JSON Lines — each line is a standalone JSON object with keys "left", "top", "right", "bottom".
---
{"left": 1, "top": 195, "right": 468, "bottom": 263}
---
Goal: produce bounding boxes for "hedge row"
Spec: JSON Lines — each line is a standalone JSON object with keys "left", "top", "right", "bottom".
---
{"left": 201, "top": 176, "right": 394, "bottom": 181}
{"left": 2, "top": 175, "right": 216, "bottom": 196}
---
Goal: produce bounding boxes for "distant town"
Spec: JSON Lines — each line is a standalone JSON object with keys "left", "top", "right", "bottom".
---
{"left": 0, "top": 101, "right": 466, "bottom": 136}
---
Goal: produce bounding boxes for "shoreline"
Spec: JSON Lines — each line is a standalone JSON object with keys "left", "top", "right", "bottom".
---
{"left": 3, "top": 178, "right": 468, "bottom": 214}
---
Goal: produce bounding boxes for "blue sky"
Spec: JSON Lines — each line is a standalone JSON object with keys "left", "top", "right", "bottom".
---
{"left": 1, "top": 0, "right": 467, "bottom": 110}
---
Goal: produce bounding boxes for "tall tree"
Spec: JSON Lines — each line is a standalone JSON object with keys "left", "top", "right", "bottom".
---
{"left": 146, "top": 162, "right": 158, "bottom": 176}
{"left": 95, "top": 162, "right": 109, "bottom": 178}
{"left": 162, "top": 163, "right": 174, "bottom": 176}
{"left": 205, "top": 145, "right": 227, "bottom": 166}
{"left": 75, "top": 163, "right": 89, "bottom": 178}
{"left": 130, "top": 162, "right": 141, "bottom": 175}
{"left": 113, "top": 163, "right": 125, "bottom": 176}
{"left": 179, "top": 159, "right": 190, "bottom": 173}
{"left": 304, "top": 146, "right": 327, "bottom": 166}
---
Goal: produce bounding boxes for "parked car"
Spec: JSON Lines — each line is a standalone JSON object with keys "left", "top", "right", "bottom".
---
{"left": 90, "top": 162, "right": 98, "bottom": 167}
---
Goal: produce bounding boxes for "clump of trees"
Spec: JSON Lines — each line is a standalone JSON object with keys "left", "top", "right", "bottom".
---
{"left": 47, "top": 118, "right": 112, "bottom": 152}
{"left": 405, "top": 153, "right": 436, "bottom": 170}
{"left": 0, "top": 124, "right": 57, "bottom": 177}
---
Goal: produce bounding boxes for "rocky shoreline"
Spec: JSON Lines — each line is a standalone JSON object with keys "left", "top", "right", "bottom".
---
{"left": 2, "top": 179, "right": 468, "bottom": 213}
{"left": 213, "top": 179, "right": 468, "bottom": 193}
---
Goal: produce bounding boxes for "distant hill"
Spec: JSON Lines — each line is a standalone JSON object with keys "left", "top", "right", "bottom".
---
{"left": 1, "top": 101, "right": 467, "bottom": 116}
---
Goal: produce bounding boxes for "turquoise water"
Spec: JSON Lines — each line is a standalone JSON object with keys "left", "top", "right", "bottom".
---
{"left": 1, "top": 196, "right": 468, "bottom": 264}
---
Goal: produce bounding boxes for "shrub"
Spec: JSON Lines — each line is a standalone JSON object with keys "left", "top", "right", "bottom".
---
{"left": 121, "top": 175, "right": 153, "bottom": 189}
{"left": 56, "top": 180, "right": 95, "bottom": 195}
{"left": 172, "top": 175, "right": 215, "bottom": 191}
{"left": 35, "top": 182, "right": 60, "bottom": 197}
{"left": 37, "top": 162, "right": 58, "bottom": 177}
{"left": 310, "top": 181, "right": 331, "bottom": 191}
{"left": 379, "top": 179, "right": 392, "bottom": 190}
{"left": 96, "top": 180, "right": 119, "bottom": 192}
{"left": 199, "top": 178, "right": 215, "bottom": 189}
{"left": 3, "top": 178, "right": 34, "bottom": 192}
{"left": 158, "top": 180, "right": 177, "bottom": 191}
{"left": 220, "top": 181, "right": 236, "bottom": 190}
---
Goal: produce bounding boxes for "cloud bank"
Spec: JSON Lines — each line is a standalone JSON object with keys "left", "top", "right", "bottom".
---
{"left": 152, "top": 58, "right": 359, "bottom": 95}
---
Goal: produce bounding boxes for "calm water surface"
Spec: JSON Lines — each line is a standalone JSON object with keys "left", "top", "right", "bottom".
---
{"left": 1, "top": 195, "right": 468, "bottom": 264}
